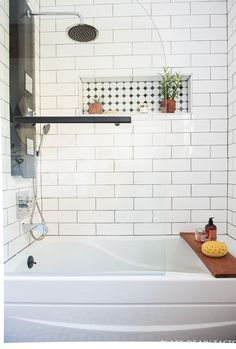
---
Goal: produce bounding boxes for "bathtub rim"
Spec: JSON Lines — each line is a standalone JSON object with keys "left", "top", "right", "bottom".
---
{"left": 4, "top": 234, "right": 236, "bottom": 277}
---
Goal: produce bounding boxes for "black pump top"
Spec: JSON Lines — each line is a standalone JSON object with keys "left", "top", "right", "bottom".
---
{"left": 208, "top": 217, "right": 214, "bottom": 225}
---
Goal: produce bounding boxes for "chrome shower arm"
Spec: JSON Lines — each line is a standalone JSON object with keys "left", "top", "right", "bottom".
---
{"left": 27, "top": 9, "right": 84, "bottom": 24}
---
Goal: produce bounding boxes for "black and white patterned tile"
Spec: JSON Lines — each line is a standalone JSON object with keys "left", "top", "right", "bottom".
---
{"left": 83, "top": 79, "right": 189, "bottom": 114}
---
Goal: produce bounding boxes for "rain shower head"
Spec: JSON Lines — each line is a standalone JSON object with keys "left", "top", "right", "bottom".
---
{"left": 67, "top": 24, "right": 99, "bottom": 43}
{"left": 27, "top": 9, "right": 99, "bottom": 43}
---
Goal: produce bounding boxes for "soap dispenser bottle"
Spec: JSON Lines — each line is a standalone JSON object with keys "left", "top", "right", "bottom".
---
{"left": 205, "top": 217, "right": 217, "bottom": 241}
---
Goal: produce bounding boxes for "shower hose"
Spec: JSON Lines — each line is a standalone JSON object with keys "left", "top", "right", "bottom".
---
{"left": 29, "top": 177, "right": 48, "bottom": 240}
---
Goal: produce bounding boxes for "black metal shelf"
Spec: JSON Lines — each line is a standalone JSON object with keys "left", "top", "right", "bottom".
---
{"left": 14, "top": 116, "right": 131, "bottom": 125}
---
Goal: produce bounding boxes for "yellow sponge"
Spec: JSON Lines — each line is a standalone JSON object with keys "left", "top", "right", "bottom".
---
{"left": 201, "top": 241, "right": 227, "bottom": 258}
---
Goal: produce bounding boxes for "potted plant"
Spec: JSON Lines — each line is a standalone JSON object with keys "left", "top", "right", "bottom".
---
{"left": 88, "top": 97, "right": 103, "bottom": 114}
{"left": 159, "top": 66, "right": 183, "bottom": 113}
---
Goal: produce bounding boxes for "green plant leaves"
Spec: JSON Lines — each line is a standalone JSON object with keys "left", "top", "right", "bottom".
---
{"left": 93, "top": 96, "right": 102, "bottom": 104}
{"left": 159, "top": 66, "right": 183, "bottom": 100}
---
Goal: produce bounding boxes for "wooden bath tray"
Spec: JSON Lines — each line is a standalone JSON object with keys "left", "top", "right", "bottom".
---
{"left": 180, "top": 233, "right": 236, "bottom": 278}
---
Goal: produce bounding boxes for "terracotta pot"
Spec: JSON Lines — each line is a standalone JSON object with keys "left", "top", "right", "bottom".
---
{"left": 160, "top": 99, "right": 176, "bottom": 113}
{"left": 88, "top": 103, "right": 103, "bottom": 114}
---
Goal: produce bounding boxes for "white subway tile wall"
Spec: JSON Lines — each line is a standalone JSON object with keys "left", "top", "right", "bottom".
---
{"left": 228, "top": 0, "right": 236, "bottom": 240}
{"left": 38, "top": 0, "right": 228, "bottom": 237}
{"left": 1, "top": 0, "right": 233, "bottom": 257}
{"left": 1, "top": 0, "right": 41, "bottom": 261}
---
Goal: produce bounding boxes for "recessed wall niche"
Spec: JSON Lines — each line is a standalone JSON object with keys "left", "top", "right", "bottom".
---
{"left": 80, "top": 76, "right": 191, "bottom": 115}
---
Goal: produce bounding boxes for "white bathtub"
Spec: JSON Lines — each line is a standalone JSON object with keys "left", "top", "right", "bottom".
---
{"left": 4, "top": 235, "right": 236, "bottom": 342}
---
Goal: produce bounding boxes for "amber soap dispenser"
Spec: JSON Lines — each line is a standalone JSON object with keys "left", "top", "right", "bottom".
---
{"left": 205, "top": 217, "right": 217, "bottom": 240}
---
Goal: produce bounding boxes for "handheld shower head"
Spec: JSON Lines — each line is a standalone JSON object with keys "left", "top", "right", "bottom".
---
{"left": 42, "top": 123, "right": 51, "bottom": 135}
{"left": 36, "top": 124, "right": 50, "bottom": 156}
